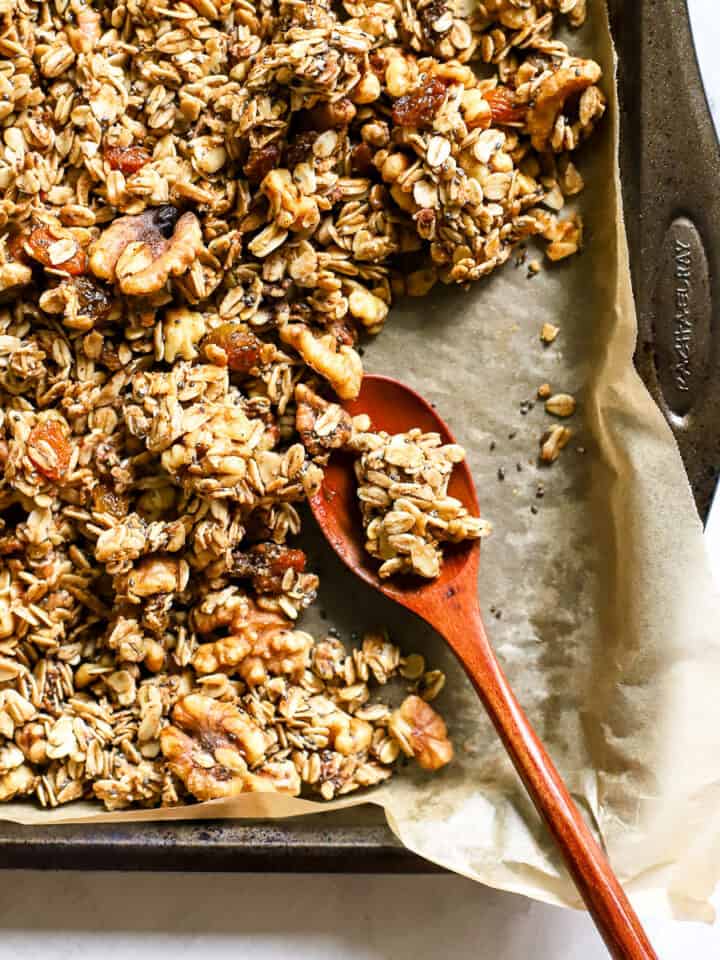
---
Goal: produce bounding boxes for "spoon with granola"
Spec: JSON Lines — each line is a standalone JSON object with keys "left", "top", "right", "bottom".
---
{"left": 309, "top": 375, "right": 656, "bottom": 960}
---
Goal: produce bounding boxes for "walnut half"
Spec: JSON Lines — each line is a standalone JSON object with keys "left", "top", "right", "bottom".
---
{"left": 192, "top": 598, "right": 312, "bottom": 685}
{"left": 160, "top": 694, "right": 281, "bottom": 801}
{"left": 388, "top": 695, "right": 453, "bottom": 771}
{"left": 89, "top": 206, "right": 203, "bottom": 295}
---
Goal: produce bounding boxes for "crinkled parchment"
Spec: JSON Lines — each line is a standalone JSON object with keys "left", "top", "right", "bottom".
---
{"left": 4, "top": 1, "right": 720, "bottom": 923}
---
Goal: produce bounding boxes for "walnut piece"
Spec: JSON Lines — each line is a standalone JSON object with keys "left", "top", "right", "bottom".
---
{"left": 160, "top": 693, "right": 297, "bottom": 801}
{"left": 388, "top": 695, "right": 453, "bottom": 771}
{"left": 192, "top": 597, "right": 312, "bottom": 684}
{"left": 0, "top": 763, "right": 38, "bottom": 801}
{"left": 66, "top": 0, "right": 102, "bottom": 53}
{"left": 0, "top": 261, "right": 32, "bottom": 297}
{"left": 261, "top": 169, "right": 320, "bottom": 233}
{"left": 527, "top": 58, "right": 603, "bottom": 151}
{"left": 89, "top": 206, "right": 203, "bottom": 295}
{"left": 295, "top": 384, "right": 353, "bottom": 458}
{"left": 280, "top": 322, "right": 362, "bottom": 400}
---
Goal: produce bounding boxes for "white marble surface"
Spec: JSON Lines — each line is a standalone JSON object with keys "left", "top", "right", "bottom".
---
{"left": 3, "top": 4, "right": 720, "bottom": 959}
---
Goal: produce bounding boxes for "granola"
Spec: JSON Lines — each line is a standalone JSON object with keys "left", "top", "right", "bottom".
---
{"left": 351, "top": 426, "right": 492, "bottom": 578}
{"left": 0, "top": 0, "right": 602, "bottom": 810}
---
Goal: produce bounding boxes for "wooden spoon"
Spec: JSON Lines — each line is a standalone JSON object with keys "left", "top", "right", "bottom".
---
{"left": 309, "top": 374, "right": 657, "bottom": 960}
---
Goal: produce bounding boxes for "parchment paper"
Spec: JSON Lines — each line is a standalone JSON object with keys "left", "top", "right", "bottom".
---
{"left": 5, "top": 0, "right": 720, "bottom": 923}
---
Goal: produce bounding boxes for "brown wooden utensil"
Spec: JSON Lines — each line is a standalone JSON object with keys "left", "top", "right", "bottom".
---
{"left": 309, "top": 374, "right": 657, "bottom": 960}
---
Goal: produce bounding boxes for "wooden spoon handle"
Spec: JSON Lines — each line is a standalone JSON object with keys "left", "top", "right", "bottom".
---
{"left": 452, "top": 613, "right": 657, "bottom": 960}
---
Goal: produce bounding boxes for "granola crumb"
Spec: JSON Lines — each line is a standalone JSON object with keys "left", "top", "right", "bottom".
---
{"left": 541, "top": 323, "right": 561, "bottom": 344}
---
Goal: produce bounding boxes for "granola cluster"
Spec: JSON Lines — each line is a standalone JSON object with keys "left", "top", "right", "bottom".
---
{"left": 0, "top": 0, "right": 602, "bottom": 809}
{"left": 351, "top": 425, "right": 492, "bottom": 578}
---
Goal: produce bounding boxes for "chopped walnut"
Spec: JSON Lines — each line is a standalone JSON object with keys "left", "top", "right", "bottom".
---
{"left": 261, "top": 169, "right": 321, "bottom": 233}
{"left": 295, "top": 384, "right": 353, "bottom": 459}
{"left": 15, "top": 722, "right": 49, "bottom": 765}
{"left": 160, "top": 694, "right": 284, "bottom": 801}
{"left": 160, "top": 307, "right": 207, "bottom": 363}
{"left": 0, "top": 260, "right": 32, "bottom": 297}
{"left": 193, "top": 597, "right": 312, "bottom": 684}
{"left": 527, "top": 58, "right": 603, "bottom": 151}
{"left": 0, "top": 763, "right": 38, "bottom": 801}
{"left": 118, "top": 556, "right": 183, "bottom": 599}
{"left": 89, "top": 207, "right": 203, "bottom": 295}
{"left": 280, "top": 322, "right": 363, "bottom": 400}
{"left": 388, "top": 695, "right": 453, "bottom": 771}
{"left": 66, "top": 0, "right": 102, "bottom": 53}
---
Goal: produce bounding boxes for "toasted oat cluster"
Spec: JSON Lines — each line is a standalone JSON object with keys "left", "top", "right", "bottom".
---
{"left": 351, "top": 426, "right": 492, "bottom": 578}
{"left": 0, "top": 0, "right": 601, "bottom": 809}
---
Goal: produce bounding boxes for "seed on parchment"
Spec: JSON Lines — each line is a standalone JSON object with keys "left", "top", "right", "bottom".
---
{"left": 540, "top": 323, "right": 560, "bottom": 344}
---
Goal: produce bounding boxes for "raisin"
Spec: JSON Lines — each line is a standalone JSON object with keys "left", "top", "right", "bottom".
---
{"left": 350, "top": 142, "right": 374, "bottom": 176}
{"left": 203, "top": 323, "right": 262, "bottom": 374}
{"left": 25, "top": 225, "right": 86, "bottom": 275}
{"left": 243, "top": 144, "right": 281, "bottom": 184}
{"left": 91, "top": 483, "right": 129, "bottom": 518}
{"left": 285, "top": 131, "right": 318, "bottom": 169}
{"left": 152, "top": 205, "right": 180, "bottom": 239}
{"left": 27, "top": 420, "right": 72, "bottom": 482}
{"left": 484, "top": 87, "right": 527, "bottom": 125}
{"left": 301, "top": 98, "right": 356, "bottom": 131}
{"left": 232, "top": 543, "right": 307, "bottom": 594}
{"left": 104, "top": 144, "right": 152, "bottom": 175}
{"left": 6, "top": 233, "right": 28, "bottom": 263}
{"left": 392, "top": 77, "right": 448, "bottom": 129}
{"left": 74, "top": 276, "right": 112, "bottom": 318}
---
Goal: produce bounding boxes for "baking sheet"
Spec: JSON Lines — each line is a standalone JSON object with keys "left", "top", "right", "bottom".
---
{"left": 4, "top": 0, "right": 720, "bottom": 922}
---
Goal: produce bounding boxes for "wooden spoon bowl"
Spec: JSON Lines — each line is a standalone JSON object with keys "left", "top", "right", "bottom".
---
{"left": 309, "top": 374, "right": 656, "bottom": 960}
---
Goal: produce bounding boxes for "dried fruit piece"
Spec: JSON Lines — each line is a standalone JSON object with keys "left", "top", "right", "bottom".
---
{"left": 350, "top": 142, "right": 374, "bottom": 176}
{"left": 91, "top": 483, "right": 130, "bottom": 518}
{"left": 388, "top": 695, "right": 453, "bottom": 771}
{"left": 232, "top": 543, "right": 307, "bottom": 594}
{"left": 243, "top": 143, "right": 281, "bottom": 184}
{"left": 285, "top": 131, "right": 318, "bottom": 169}
{"left": 24, "top": 225, "right": 86, "bottom": 275}
{"left": 202, "top": 323, "right": 262, "bottom": 373}
{"left": 73, "top": 276, "right": 112, "bottom": 318}
{"left": 302, "top": 98, "right": 356, "bottom": 131}
{"left": 27, "top": 420, "right": 72, "bottom": 481}
{"left": 392, "top": 76, "right": 448, "bottom": 129}
{"left": 484, "top": 87, "right": 527, "bottom": 125}
{"left": 104, "top": 144, "right": 152, "bottom": 175}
